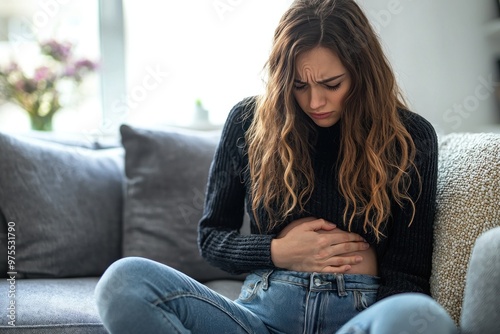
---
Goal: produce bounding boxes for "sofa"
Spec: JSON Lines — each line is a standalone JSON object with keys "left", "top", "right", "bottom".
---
{"left": 0, "top": 124, "right": 498, "bottom": 334}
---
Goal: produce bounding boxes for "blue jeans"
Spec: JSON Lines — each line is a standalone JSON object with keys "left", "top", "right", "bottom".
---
{"left": 95, "top": 257, "right": 458, "bottom": 334}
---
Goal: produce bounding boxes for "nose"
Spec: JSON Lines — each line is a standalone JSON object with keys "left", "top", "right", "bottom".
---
{"left": 309, "top": 87, "right": 326, "bottom": 111}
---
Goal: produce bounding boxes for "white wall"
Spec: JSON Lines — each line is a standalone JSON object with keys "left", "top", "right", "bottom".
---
{"left": 357, "top": 0, "right": 499, "bottom": 134}
{"left": 122, "top": 0, "right": 293, "bottom": 128}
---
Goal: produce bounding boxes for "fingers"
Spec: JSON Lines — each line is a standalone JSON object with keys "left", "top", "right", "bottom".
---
{"left": 329, "top": 240, "right": 370, "bottom": 255}
{"left": 304, "top": 218, "right": 336, "bottom": 231}
{"left": 278, "top": 217, "right": 320, "bottom": 237}
{"left": 318, "top": 255, "right": 364, "bottom": 274}
{"left": 309, "top": 255, "right": 363, "bottom": 273}
{"left": 321, "top": 265, "right": 352, "bottom": 274}
{"left": 326, "top": 254, "right": 363, "bottom": 267}
{"left": 317, "top": 228, "right": 366, "bottom": 244}
{"left": 320, "top": 265, "right": 352, "bottom": 274}
{"left": 294, "top": 253, "right": 362, "bottom": 273}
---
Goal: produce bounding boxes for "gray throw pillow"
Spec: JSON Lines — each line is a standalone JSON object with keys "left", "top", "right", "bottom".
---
{"left": 0, "top": 132, "right": 123, "bottom": 278}
{"left": 121, "top": 124, "right": 239, "bottom": 282}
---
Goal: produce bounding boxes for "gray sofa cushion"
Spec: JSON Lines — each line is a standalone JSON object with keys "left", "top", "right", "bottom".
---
{"left": 120, "top": 124, "right": 240, "bottom": 282}
{"left": 0, "top": 132, "right": 123, "bottom": 278}
{"left": 0, "top": 277, "right": 243, "bottom": 333}
{"left": 0, "top": 278, "right": 106, "bottom": 333}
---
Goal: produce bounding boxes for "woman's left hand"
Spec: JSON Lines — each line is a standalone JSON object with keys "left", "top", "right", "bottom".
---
{"left": 271, "top": 217, "right": 372, "bottom": 273}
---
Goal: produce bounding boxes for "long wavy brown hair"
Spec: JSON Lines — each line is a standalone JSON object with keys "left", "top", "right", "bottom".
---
{"left": 246, "top": 0, "right": 419, "bottom": 241}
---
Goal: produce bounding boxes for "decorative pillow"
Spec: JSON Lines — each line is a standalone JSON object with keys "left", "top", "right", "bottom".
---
{"left": 0, "top": 132, "right": 123, "bottom": 278}
{"left": 120, "top": 124, "right": 240, "bottom": 282}
{"left": 431, "top": 133, "right": 500, "bottom": 324}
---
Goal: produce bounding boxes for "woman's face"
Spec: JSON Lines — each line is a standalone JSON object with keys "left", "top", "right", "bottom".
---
{"left": 292, "top": 46, "right": 351, "bottom": 127}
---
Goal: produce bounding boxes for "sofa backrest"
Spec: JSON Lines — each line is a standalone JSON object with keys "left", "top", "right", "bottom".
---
{"left": 1, "top": 129, "right": 498, "bottom": 312}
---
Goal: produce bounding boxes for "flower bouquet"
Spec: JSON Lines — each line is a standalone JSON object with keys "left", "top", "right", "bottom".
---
{"left": 0, "top": 40, "right": 98, "bottom": 131}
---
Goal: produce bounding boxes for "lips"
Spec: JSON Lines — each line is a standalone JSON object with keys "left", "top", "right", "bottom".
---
{"left": 309, "top": 112, "right": 333, "bottom": 120}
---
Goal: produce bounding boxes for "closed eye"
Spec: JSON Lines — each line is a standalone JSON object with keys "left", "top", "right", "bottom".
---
{"left": 293, "top": 84, "right": 307, "bottom": 90}
{"left": 293, "top": 82, "right": 342, "bottom": 91}
{"left": 325, "top": 83, "right": 341, "bottom": 91}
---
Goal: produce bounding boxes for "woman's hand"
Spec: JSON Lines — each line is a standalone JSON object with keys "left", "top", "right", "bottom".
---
{"left": 270, "top": 217, "right": 371, "bottom": 273}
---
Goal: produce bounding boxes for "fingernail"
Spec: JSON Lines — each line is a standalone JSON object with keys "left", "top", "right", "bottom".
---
{"left": 356, "top": 256, "right": 363, "bottom": 262}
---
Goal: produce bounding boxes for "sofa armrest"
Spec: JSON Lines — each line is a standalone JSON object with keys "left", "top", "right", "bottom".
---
{"left": 431, "top": 132, "right": 500, "bottom": 324}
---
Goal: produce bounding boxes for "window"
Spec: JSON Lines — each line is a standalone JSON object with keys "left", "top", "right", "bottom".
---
{"left": 122, "top": 0, "right": 293, "bottom": 129}
{"left": 0, "top": 1, "right": 293, "bottom": 134}
{"left": 0, "top": 0, "right": 101, "bottom": 133}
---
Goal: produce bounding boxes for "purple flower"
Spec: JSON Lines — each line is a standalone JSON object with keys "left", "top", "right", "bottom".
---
{"left": 40, "top": 40, "right": 73, "bottom": 62}
{"left": 34, "top": 66, "right": 53, "bottom": 82}
{"left": 65, "top": 59, "right": 98, "bottom": 81}
{"left": 63, "top": 65, "right": 76, "bottom": 77}
{"left": 0, "top": 38, "right": 99, "bottom": 113}
{"left": 75, "top": 59, "right": 98, "bottom": 71}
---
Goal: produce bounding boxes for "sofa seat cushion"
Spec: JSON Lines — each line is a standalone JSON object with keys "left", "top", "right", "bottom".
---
{"left": 0, "top": 278, "right": 106, "bottom": 333}
{"left": 0, "top": 277, "right": 244, "bottom": 333}
{"left": 431, "top": 132, "right": 500, "bottom": 324}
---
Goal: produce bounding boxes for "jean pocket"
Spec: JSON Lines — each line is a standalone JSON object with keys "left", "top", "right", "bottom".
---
{"left": 237, "top": 276, "right": 262, "bottom": 303}
{"left": 353, "top": 290, "right": 377, "bottom": 311}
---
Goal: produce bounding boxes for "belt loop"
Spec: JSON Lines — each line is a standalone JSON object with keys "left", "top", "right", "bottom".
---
{"left": 309, "top": 272, "right": 318, "bottom": 290}
{"left": 336, "top": 274, "right": 348, "bottom": 297}
{"left": 261, "top": 270, "right": 273, "bottom": 291}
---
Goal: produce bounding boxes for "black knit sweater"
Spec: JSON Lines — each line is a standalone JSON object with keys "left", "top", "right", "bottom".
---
{"left": 198, "top": 97, "right": 438, "bottom": 300}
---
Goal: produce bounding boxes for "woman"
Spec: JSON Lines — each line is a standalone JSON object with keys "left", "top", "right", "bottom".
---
{"left": 96, "top": 0, "right": 458, "bottom": 333}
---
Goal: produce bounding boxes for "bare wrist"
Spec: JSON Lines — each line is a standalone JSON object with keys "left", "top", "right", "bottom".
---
{"left": 270, "top": 238, "right": 284, "bottom": 268}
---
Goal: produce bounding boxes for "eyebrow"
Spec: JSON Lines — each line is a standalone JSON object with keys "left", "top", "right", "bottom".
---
{"left": 294, "top": 73, "right": 346, "bottom": 84}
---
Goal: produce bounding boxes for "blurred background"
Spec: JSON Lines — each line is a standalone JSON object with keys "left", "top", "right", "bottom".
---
{"left": 0, "top": 0, "right": 499, "bottom": 137}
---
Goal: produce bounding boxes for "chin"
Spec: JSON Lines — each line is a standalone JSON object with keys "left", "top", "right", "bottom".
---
{"left": 310, "top": 117, "right": 340, "bottom": 127}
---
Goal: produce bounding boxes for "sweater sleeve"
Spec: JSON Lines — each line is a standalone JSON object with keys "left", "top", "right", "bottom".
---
{"left": 198, "top": 98, "right": 276, "bottom": 275}
{"left": 376, "top": 112, "right": 438, "bottom": 300}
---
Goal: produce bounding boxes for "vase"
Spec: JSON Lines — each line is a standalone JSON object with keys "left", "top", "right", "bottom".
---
{"left": 29, "top": 113, "right": 54, "bottom": 131}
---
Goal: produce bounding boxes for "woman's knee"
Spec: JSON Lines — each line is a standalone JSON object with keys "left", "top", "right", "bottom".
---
{"left": 470, "top": 226, "right": 500, "bottom": 258}
{"left": 95, "top": 257, "right": 175, "bottom": 309}
{"left": 96, "top": 258, "right": 147, "bottom": 307}
{"left": 373, "top": 293, "right": 457, "bottom": 333}
{"left": 339, "top": 293, "right": 457, "bottom": 334}
{"left": 460, "top": 227, "right": 500, "bottom": 334}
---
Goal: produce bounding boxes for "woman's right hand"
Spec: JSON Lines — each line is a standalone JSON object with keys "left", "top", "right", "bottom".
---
{"left": 270, "top": 217, "right": 370, "bottom": 273}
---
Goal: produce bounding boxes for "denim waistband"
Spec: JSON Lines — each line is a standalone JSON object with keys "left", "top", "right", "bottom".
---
{"left": 250, "top": 270, "right": 380, "bottom": 295}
